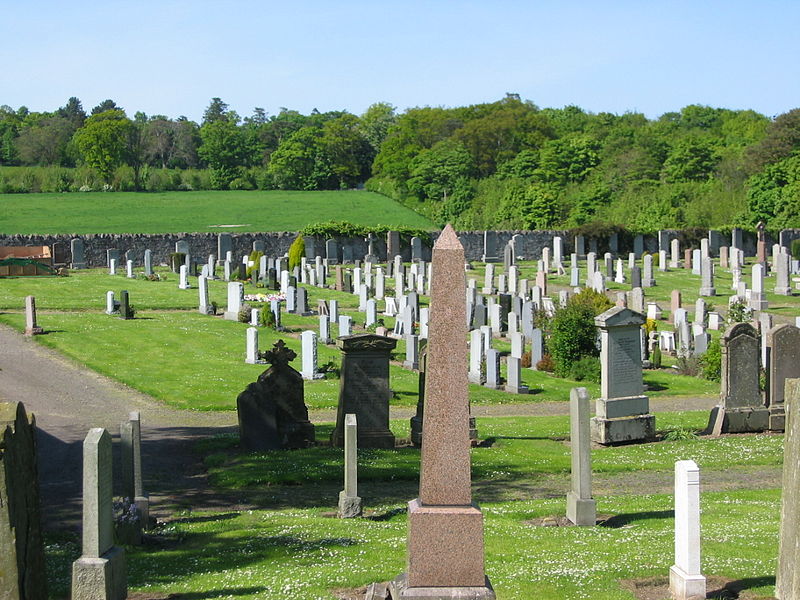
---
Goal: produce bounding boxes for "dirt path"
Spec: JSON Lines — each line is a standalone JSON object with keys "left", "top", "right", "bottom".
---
{"left": 0, "top": 322, "right": 722, "bottom": 531}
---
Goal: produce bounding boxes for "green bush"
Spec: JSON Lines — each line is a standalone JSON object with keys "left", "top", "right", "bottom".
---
{"left": 567, "top": 287, "right": 614, "bottom": 316}
{"left": 569, "top": 356, "right": 601, "bottom": 383}
{"left": 699, "top": 339, "right": 721, "bottom": 382}
{"left": 247, "top": 251, "right": 264, "bottom": 278}
{"left": 548, "top": 303, "right": 598, "bottom": 378}
{"left": 288, "top": 235, "right": 305, "bottom": 271}
{"left": 651, "top": 346, "right": 662, "bottom": 369}
{"left": 258, "top": 306, "right": 276, "bottom": 329}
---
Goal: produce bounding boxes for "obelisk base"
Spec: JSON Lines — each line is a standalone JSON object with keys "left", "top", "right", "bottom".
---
{"left": 389, "top": 499, "right": 494, "bottom": 598}
{"left": 71, "top": 547, "right": 127, "bottom": 600}
{"left": 669, "top": 564, "right": 706, "bottom": 600}
{"left": 389, "top": 574, "right": 495, "bottom": 600}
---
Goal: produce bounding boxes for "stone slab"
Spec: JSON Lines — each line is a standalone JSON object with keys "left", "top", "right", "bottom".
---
{"left": 709, "top": 405, "right": 769, "bottom": 434}
{"left": 389, "top": 574, "right": 495, "bottom": 600}
{"left": 590, "top": 414, "right": 655, "bottom": 445}
{"left": 406, "top": 500, "right": 487, "bottom": 588}
{"left": 595, "top": 395, "right": 649, "bottom": 419}
{"left": 669, "top": 565, "right": 706, "bottom": 600}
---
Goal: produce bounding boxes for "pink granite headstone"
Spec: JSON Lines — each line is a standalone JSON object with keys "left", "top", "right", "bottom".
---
{"left": 390, "top": 224, "right": 494, "bottom": 599}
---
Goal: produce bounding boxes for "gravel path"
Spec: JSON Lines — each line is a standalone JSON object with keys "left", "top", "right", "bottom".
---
{"left": 0, "top": 322, "right": 721, "bottom": 530}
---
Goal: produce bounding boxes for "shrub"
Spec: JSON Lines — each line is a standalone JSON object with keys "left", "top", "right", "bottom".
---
{"left": 288, "top": 235, "right": 305, "bottom": 271}
{"left": 549, "top": 302, "right": 598, "bottom": 378}
{"left": 699, "top": 339, "right": 721, "bottom": 382}
{"left": 568, "top": 288, "right": 613, "bottom": 316}
{"left": 258, "top": 307, "right": 276, "bottom": 329}
{"left": 247, "top": 251, "right": 264, "bottom": 278}
{"left": 238, "top": 305, "right": 253, "bottom": 323}
{"left": 675, "top": 354, "right": 700, "bottom": 377}
{"left": 536, "top": 354, "right": 555, "bottom": 372}
{"left": 651, "top": 346, "right": 662, "bottom": 369}
{"left": 727, "top": 300, "right": 751, "bottom": 323}
{"left": 521, "top": 351, "right": 532, "bottom": 368}
{"left": 570, "top": 356, "right": 601, "bottom": 383}
{"left": 791, "top": 239, "right": 800, "bottom": 261}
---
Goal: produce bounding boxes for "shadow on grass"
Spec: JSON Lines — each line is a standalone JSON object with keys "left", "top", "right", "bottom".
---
{"left": 174, "top": 588, "right": 269, "bottom": 599}
{"left": 715, "top": 576, "right": 776, "bottom": 596}
{"left": 171, "top": 512, "right": 240, "bottom": 525}
{"left": 600, "top": 510, "right": 673, "bottom": 528}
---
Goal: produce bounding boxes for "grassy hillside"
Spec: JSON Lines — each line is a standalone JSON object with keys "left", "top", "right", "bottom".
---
{"left": 0, "top": 190, "right": 436, "bottom": 234}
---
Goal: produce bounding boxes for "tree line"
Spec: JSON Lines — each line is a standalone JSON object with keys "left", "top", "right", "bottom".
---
{"left": 1, "top": 95, "right": 799, "bottom": 232}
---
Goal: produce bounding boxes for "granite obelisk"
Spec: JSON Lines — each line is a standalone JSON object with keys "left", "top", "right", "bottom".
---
{"left": 390, "top": 224, "right": 494, "bottom": 599}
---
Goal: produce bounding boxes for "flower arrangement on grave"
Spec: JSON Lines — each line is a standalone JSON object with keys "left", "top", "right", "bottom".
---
{"left": 244, "top": 293, "right": 285, "bottom": 302}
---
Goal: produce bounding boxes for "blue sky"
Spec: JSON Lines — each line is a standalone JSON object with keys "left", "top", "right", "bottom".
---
{"left": 2, "top": 1, "right": 798, "bottom": 122}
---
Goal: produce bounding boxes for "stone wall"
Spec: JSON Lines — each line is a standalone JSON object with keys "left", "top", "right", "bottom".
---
{"left": 0, "top": 227, "right": 782, "bottom": 267}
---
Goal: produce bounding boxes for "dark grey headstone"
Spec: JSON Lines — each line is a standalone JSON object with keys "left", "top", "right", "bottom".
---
{"left": 0, "top": 401, "right": 47, "bottom": 600}
{"left": 236, "top": 340, "right": 315, "bottom": 451}
{"left": 331, "top": 334, "right": 397, "bottom": 448}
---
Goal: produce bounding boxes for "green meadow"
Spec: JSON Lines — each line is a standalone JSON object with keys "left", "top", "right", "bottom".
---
{"left": 0, "top": 190, "right": 436, "bottom": 234}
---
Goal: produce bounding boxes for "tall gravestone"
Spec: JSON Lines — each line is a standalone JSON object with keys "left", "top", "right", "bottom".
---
{"left": 331, "top": 334, "right": 397, "bottom": 449}
{"left": 224, "top": 282, "right": 244, "bottom": 321}
{"left": 566, "top": 388, "right": 596, "bottom": 526}
{"left": 24, "top": 295, "right": 43, "bottom": 336}
{"left": 669, "top": 460, "right": 705, "bottom": 600}
{"left": 777, "top": 378, "right": 800, "bottom": 599}
{"left": 71, "top": 238, "right": 87, "bottom": 269}
{"left": 236, "top": 340, "right": 315, "bottom": 450}
{"left": 590, "top": 307, "right": 655, "bottom": 444}
{"left": 337, "top": 414, "right": 362, "bottom": 518}
{"left": 71, "top": 429, "right": 126, "bottom": 600}
{"left": 481, "top": 230, "right": 499, "bottom": 263}
{"left": 708, "top": 322, "right": 768, "bottom": 434}
{"left": 0, "top": 402, "right": 47, "bottom": 600}
{"left": 120, "top": 411, "right": 149, "bottom": 532}
{"left": 766, "top": 324, "right": 800, "bottom": 432}
{"left": 388, "top": 224, "right": 494, "bottom": 600}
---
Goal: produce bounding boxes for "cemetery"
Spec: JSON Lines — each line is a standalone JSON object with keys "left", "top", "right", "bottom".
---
{"left": 2, "top": 224, "right": 800, "bottom": 599}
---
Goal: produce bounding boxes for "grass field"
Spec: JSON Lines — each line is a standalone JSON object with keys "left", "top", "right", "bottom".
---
{"left": 41, "top": 411, "right": 782, "bottom": 599}
{"left": 5, "top": 252, "right": 792, "bottom": 599}
{"left": 0, "top": 190, "right": 436, "bottom": 234}
{"left": 0, "top": 264, "right": 719, "bottom": 411}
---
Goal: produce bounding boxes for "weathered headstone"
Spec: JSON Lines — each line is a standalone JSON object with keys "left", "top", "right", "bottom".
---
{"left": 0, "top": 401, "right": 47, "bottom": 600}
{"left": 481, "top": 230, "right": 499, "bottom": 263}
{"left": 777, "top": 378, "right": 800, "bottom": 599}
{"left": 331, "top": 334, "right": 397, "bottom": 448}
{"left": 566, "top": 387, "right": 596, "bottom": 526}
{"left": 224, "top": 282, "right": 244, "bottom": 320}
{"left": 669, "top": 460, "right": 705, "bottom": 600}
{"left": 24, "top": 295, "right": 43, "bottom": 336}
{"left": 699, "top": 256, "right": 716, "bottom": 297}
{"left": 301, "top": 330, "right": 323, "bottom": 380}
{"left": 337, "top": 414, "right": 362, "bottom": 518}
{"left": 505, "top": 356, "right": 527, "bottom": 394}
{"left": 245, "top": 327, "right": 262, "bottom": 364}
{"left": 198, "top": 275, "right": 212, "bottom": 314}
{"left": 708, "top": 323, "right": 768, "bottom": 434}
{"left": 119, "top": 290, "right": 133, "bottom": 320}
{"left": 236, "top": 340, "right": 315, "bottom": 450}
{"left": 766, "top": 324, "right": 800, "bottom": 431}
{"left": 71, "top": 428, "right": 126, "bottom": 600}
{"left": 71, "top": 238, "right": 87, "bottom": 269}
{"left": 590, "top": 307, "right": 655, "bottom": 444}
{"left": 120, "top": 411, "right": 148, "bottom": 531}
{"left": 389, "top": 224, "right": 494, "bottom": 599}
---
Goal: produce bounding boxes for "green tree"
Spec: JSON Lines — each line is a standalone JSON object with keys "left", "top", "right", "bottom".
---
{"left": 72, "top": 109, "right": 134, "bottom": 183}
{"left": 662, "top": 137, "right": 717, "bottom": 182}
{"left": 359, "top": 102, "right": 397, "bottom": 153}
{"left": 198, "top": 117, "right": 250, "bottom": 189}
{"left": 91, "top": 99, "right": 121, "bottom": 115}
{"left": 16, "top": 115, "right": 75, "bottom": 165}
{"left": 318, "top": 113, "right": 373, "bottom": 188}
{"left": 548, "top": 300, "right": 599, "bottom": 378}
{"left": 267, "top": 126, "right": 332, "bottom": 190}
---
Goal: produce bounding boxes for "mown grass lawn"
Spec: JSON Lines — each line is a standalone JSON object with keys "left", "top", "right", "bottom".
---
{"left": 0, "top": 189, "right": 436, "bottom": 234}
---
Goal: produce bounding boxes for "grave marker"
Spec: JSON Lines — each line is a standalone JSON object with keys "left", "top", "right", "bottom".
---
{"left": 71, "top": 428, "right": 126, "bottom": 600}
{"left": 566, "top": 387, "right": 596, "bottom": 526}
